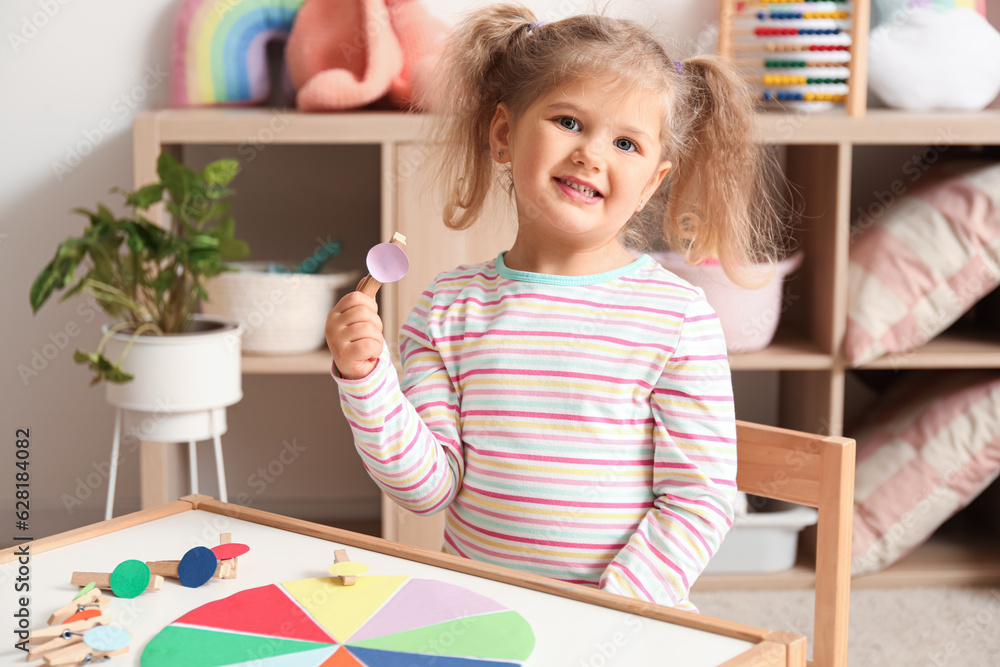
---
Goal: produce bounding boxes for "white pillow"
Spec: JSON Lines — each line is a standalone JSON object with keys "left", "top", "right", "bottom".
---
{"left": 868, "top": 9, "right": 1000, "bottom": 111}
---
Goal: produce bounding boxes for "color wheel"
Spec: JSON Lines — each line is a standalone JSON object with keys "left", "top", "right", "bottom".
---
{"left": 141, "top": 576, "right": 535, "bottom": 666}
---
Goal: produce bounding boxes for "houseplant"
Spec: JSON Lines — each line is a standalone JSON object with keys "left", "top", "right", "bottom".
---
{"left": 30, "top": 151, "right": 250, "bottom": 385}
{"left": 29, "top": 152, "right": 252, "bottom": 515}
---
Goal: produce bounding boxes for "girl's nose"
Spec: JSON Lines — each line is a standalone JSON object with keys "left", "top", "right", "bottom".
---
{"left": 573, "top": 138, "right": 606, "bottom": 169}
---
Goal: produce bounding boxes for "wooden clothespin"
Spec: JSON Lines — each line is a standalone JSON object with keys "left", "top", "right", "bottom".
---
{"left": 26, "top": 619, "right": 108, "bottom": 662}
{"left": 357, "top": 232, "right": 408, "bottom": 298}
{"left": 27, "top": 617, "right": 107, "bottom": 646}
{"left": 71, "top": 559, "right": 163, "bottom": 598}
{"left": 212, "top": 533, "right": 249, "bottom": 579}
{"left": 146, "top": 534, "right": 248, "bottom": 586}
{"left": 47, "top": 590, "right": 109, "bottom": 625}
{"left": 328, "top": 549, "right": 369, "bottom": 586}
{"left": 38, "top": 626, "right": 130, "bottom": 666}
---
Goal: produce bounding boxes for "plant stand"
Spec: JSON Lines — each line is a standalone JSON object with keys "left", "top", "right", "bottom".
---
{"left": 101, "top": 315, "right": 243, "bottom": 519}
{"left": 104, "top": 407, "right": 230, "bottom": 520}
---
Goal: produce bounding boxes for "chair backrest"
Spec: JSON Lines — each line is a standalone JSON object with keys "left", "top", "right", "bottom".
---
{"left": 735, "top": 420, "right": 856, "bottom": 667}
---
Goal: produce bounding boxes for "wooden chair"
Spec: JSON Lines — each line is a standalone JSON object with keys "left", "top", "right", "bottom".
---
{"left": 384, "top": 419, "right": 856, "bottom": 667}
{"left": 732, "top": 420, "right": 856, "bottom": 667}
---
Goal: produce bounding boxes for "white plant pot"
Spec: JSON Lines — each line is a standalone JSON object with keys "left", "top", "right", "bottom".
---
{"left": 101, "top": 315, "right": 242, "bottom": 442}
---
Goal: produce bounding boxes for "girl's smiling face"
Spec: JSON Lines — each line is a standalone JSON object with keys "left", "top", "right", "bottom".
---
{"left": 490, "top": 75, "right": 671, "bottom": 272}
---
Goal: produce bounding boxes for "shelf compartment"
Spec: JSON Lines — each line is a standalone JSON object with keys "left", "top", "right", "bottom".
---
{"left": 855, "top": 329, "right": 1000, "bottom": 369}
{"left": 729, "top": 329, "right": 833, "bottom": 371}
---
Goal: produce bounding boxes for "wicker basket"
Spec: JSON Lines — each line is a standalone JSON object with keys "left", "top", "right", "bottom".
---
{"left": 202, "top": 262, "right": 359, "bottom": 354}
{"left": 650, "top": 251, "right": 804, "bottom": 353}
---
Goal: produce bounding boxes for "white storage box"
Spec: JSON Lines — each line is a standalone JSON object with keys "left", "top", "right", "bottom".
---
{"left": 202, "top": 262, "right": 359, "bottom": 355}
{"left": 649, "top": 251, "right": 804, "bottom": 353}
{"left": 704, "top": 497, "right": 818, "bottom": 574}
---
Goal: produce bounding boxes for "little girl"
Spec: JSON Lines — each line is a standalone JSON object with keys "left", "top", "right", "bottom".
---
{"left": 326, "top": 4, "right": 781, "bottom": 610}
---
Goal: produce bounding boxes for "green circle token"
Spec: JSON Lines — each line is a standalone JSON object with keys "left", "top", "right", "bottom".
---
{"left": 109, "top": 559, "right": 151, "bottom": 598}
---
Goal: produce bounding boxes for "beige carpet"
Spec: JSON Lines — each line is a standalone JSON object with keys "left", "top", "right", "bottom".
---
{"left": 690, "top": 586, "right": 1000, "bottom": 666}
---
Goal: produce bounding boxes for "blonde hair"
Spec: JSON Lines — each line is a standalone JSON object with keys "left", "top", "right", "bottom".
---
{"left": 420, "top": 3, "right": 786, "bottom": 287}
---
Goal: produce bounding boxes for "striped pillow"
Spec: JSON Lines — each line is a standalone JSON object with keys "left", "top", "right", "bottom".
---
{"left": 845, "top": 162, "right": 1000, "bottom": 367}
{"left": 851, "top": 370, "right": 1000, "bottom": 576}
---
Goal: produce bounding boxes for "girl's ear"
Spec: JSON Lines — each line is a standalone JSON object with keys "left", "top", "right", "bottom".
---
{"left": 489, "top": 103, "right": 512, "bottom": 163}
{"left": 641, "top": 160, "right": 672, "bottom": 204}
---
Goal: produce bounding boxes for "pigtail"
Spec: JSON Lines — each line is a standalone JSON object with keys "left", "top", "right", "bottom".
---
{"left": 421, "top": 4, "right": 539, "bottom": 230}
{"left": 664, "top": 56, "right": 785, "bottom": 288}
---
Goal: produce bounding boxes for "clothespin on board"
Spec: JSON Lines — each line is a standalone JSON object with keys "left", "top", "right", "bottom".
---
{"left": 36, "top": 625, "right": 130, "bottom": 666}
{"left": 47, "top": 590, "right": 109, "bottom": 625}
{"left": 211, "top": 533, "right": 249, "bottom": 579}
{"left": 146, "top": 534, "right": 249, "bottom": 586}
{"left": 71, "top": 559, "right": 162, "bottom": 598}
{"left": 328, "top": 549, "right": 369, "bottom": 586}
{"left": 356, "top": 232, "right": 408, "bottom": 298}
{"left": 26, "top": 618, "right": 109, "bottom": 662}
{"left": 27, "top": 617, "right": 108, "bottom": 645}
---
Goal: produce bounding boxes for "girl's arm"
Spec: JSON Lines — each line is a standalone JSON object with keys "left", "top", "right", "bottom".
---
{"left": 599, "top": 295, "right": 738, "bottom": 609}
{"left": 334, "top": 294, "right": 465, "bottom": 515}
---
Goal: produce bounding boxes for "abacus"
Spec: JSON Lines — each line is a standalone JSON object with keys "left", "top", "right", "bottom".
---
{"left": 717, "top": 0, "right": 871, "bottom": 116}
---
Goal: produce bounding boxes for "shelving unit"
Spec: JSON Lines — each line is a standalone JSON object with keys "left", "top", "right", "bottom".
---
{"left": 132, "top": 107, "right": 1000, "bottom": 587}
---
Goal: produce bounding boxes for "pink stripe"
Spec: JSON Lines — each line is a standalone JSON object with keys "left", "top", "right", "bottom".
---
{"left": 450, "top": 510, "right": 627, "bottom": 550}
{"left": 446, "top": 530, "right": 607, "bottom": 572}
{"left": 457, "top": 367, "right": 654, "bottom": 390}
{"left": 443, "top": 329, "right": 674, "bottom": 354}
{"left": 464, "top": 484, "right": 654, "bottom": 510}
{"left": 460, "top": 500, "right": 643, "bottom": 531}
{"left": 467, "top": 444, "right": 651, "bottom": 466}
{"left": 444, "top": 292, "right": 686, "bottom": 319}
{"left": 463, "top": 409, "right": 652, "bottom": 427}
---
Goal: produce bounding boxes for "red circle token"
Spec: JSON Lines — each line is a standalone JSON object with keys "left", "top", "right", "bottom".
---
{"left": 211, "top": 543, "right": 249, "bottom": 560}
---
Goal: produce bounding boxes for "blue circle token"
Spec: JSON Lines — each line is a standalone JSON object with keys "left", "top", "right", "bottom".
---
{"left": 177, "top": 546, "right": 218, "bottom": 588}
{"left": 84, "top": 625, "right": 130, "bottom": 651}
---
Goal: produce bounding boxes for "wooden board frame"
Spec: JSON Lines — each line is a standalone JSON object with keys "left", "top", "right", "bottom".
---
{"left": 2, "top": 496, "right": 805, "bottom": 667}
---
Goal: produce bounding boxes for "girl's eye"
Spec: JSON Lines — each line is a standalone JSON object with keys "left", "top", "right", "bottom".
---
{"left": 557, "top": 117, "right": 580, "bottom": 131}
{"left": 615, "top": 138, "right": 637, "bottom": 152}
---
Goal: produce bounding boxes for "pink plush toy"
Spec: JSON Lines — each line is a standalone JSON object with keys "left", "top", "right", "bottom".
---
{"left": 286, "top": 0, "right": 448, "bottom": 111}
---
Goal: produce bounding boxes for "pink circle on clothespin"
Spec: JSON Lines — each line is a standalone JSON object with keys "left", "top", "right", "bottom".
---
{"left": 211, "top": 543, "right": 250, "bottom": 560}
{"left": 366, "top": 243, "right": 409, "bottom": 283}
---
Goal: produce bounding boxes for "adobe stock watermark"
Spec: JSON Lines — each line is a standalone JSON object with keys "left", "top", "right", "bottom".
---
{"left": 927, "top": 589, "right": 1000, "bottom": 666}
{"left": 235, "top": 108, "right": 293, "bottom": 164}
{"left": 231, "top": 439, "right": 307, "bottom": 508}
{"left": 7, "top": 0, "right": 74, "bottom": 53}
{"left": 51, "top": 65, "right": 169, "bottom": 182}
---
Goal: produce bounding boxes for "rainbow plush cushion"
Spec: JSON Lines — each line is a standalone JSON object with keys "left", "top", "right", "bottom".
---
{"left": 172, "top": 0, "right": 305, "bottom": 107}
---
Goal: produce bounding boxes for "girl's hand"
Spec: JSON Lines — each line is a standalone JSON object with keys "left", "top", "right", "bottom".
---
{"left": 326, "top": 292, "right": 384, "bottom": 380}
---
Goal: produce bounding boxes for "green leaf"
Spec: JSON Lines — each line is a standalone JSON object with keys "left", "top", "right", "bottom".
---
{"left": 203, "top": 159, "right": 239, "bottom": 186}
{"left": 188, "top": 234, "right": 219, "bottom": 250}
{"left": 124, "top": 183, "right": 165, "bottom": 209}
{"left": 30, "top": 263, "right": 61, "bottom": 313}
{"left": 207, "top": 215, "right": 236, "bottom": 241}
{"left": 152, "top": 269, "right": 176, "bottom": 298}
{"left": 74, "top": 350, "right": 134, "bottom": 385}
{"left": 218, "top": 238, "right": 250, "bottom": 261}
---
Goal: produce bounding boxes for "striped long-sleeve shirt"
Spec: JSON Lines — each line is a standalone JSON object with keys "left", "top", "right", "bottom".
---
{"left": 334, "top": 252, "right": 737, "bottom": 610}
